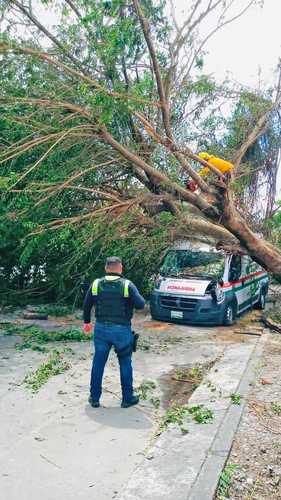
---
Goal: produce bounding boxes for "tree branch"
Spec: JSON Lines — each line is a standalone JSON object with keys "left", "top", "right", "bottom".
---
{"left": 133, "top": 0, "right": 172, "bottom": 138}
{"left": 0, "top": 44, "right": 161, "bottom": 109}
{"left": 64, "top": 0, "right": 82, "bottom": 19}
{"left": 234, "top": 95, "right": 281, "bottom": 169}
{"left": 99, "top": 125, "right": 218, "bottom": 217}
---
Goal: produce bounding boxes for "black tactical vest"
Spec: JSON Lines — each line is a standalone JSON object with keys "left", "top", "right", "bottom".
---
{"left": 92, "top": 276, "right": 133, "bottom": 325}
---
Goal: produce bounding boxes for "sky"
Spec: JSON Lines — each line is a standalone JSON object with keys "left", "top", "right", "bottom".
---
{"left": 173, "top": 0, "right": 281, "bottom": 89}
{"left": 29, "top": 0, "right": 280, "bottom": 90}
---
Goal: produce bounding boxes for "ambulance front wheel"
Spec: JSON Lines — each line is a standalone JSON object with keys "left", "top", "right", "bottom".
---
{"left": 255, "top": 288, "right": 266, "bottom": 310}
{"left": 223, "top": 302, "right": 236, "bottom": 326}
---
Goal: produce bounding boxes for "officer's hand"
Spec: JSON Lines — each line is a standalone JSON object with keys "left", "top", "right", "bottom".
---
{"left": 83, "top": 323, "right": 93, "bottom": 335}
{"left": 186, "top": 180, "right": 197, "bottom": 192}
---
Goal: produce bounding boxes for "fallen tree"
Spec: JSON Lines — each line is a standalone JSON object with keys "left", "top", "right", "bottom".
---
{"left": 1, "top": 0, "right": 281, "bottom": 279}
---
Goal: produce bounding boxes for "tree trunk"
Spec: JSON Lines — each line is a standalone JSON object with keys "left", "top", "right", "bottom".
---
{"left": 221, "top": 187, "right": 281, "bottom": 274}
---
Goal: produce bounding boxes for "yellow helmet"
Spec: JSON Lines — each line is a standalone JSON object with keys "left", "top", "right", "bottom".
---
{"left": 198, "top": 152, "right": 211, "bottom": 160}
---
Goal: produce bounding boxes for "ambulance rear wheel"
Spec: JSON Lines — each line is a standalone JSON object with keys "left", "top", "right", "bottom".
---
{"left": 223, "top": 303, "right": 236, "bottom": 326}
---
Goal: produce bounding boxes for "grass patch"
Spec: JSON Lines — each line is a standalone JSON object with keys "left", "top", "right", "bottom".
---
{"left": 230, "top": 393, "right": 241, "bottom": 405}
{"left": 217, "top": 463, "right": 238, "bottom": 499}
{"left": 24, "top": 350, "right": 70, "bottom": 392}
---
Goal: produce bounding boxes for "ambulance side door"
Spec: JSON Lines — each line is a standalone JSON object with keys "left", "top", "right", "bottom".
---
{"left": 243, "top": 256, "right": 261, "bottom": 307}
{"left": 228, "top": 255, "right": 245, "bottom": 311}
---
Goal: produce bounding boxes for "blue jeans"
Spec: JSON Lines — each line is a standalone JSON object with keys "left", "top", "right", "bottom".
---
{"left": 90, "top": 321, "right": 133, "bottom": 402}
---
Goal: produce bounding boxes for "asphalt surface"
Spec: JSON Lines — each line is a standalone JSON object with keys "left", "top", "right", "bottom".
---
{"left": 0, "top": 308, "right": 261, "bottom": 500}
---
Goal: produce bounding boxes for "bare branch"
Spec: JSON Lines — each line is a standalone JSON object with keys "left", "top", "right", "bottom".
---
{"left": 134, "top": 111, "right": 224, "bottom": 181}
{"left": 234, "top": 95, "right": 281, "bottom": 169}
{"left": 133, "top": 0, "right": 172, "bottom": 138}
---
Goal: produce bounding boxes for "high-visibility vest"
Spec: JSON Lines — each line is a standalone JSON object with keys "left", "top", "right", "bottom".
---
{"left": 92, "top": 275, "right": 132, "bottom": 325}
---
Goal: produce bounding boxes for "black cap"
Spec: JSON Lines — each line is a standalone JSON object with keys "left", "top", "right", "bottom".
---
{"left": 105, "top": 256, "right": 122, "bottom": 267}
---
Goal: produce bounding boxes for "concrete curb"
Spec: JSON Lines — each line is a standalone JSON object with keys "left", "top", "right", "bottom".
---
{"left": 188, "top": 335, "right": 266, "bottom": 500}
{"left": 118, "top": 338, "right": 266, "bottom": 500}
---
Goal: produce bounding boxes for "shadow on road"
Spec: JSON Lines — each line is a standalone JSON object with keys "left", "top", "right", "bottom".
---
{"left": 84, "top": 404, "right": 153, "bottom": 430}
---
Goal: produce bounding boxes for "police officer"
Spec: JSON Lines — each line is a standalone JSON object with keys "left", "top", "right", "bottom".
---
{"left": 83, "top": 256, "right": 145, "bottom": 408}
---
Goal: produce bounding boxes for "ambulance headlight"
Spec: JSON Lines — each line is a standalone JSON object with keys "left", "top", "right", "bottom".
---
{"left": 155, "top": 277, "right": 162, "bottom": 289}
{"left": 215, "top": 286, "right": 224, "bottom": 304}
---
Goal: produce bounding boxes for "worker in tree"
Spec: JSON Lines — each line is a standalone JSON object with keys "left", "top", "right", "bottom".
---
{"left": 83, "top": 256, "right": 145, "bottom": 408}
{"left": 186, "top": 152, "right": 234, "bottom": 192}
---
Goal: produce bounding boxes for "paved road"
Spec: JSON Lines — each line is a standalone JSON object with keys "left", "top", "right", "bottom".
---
{"left": 0, "top": 308, "right": 259, "bottom": 500}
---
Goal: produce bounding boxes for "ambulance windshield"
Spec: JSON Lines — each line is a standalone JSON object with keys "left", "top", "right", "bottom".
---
{"left": 160, "top": 249, "right": 225, "bottom": 280}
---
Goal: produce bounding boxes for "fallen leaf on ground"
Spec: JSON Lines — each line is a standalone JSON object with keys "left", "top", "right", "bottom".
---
{"left": 260, "top": 378, "right": 272, "bottom": 385}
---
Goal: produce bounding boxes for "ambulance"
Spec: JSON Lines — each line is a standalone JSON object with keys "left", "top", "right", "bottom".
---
{"left": 150, "top": 240, "right": 269, "bottom": 325}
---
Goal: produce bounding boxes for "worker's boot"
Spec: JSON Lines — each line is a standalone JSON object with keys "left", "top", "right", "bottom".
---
{"left": 121, "top": 394, "right": 139, "bottom": 408}
{"left": 88, "top": 396, "right": 100, "bottom": 408}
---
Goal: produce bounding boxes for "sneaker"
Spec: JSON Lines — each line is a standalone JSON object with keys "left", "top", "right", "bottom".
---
{"left": 121, "top": 395, "right": 139, "bottom": 408}
{"left": 88, "top": 396, "right": 100, "bottom": 408}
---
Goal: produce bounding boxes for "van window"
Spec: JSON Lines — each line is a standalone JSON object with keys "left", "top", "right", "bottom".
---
{"left": 160, "top": 249, "right": 225, "bottom": 279}
{"left": 229, "top": 255, "right": 241, "bottom": 282}
{"left": 243, "top": 255, "right": 260, "bottom": 274}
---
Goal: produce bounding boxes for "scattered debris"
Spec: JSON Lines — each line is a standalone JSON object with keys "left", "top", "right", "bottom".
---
{"left": 136, "top": 380, "right": 157, "bottom": 400}
{"left": 40, "top": 454, "right": 61, "bottom": 469}
{"left": 160, "top": 360, "right": 217, "bottom": 408}
{"left": 230, "top": 393, "right": 242, "bottom": 405}
{"left": 260, "top": 378, "right": 272, "bottom": 385}
{"left": 23, "top": 312, "right": 48, "bottom": 320}
{"left": 158, "top": 403, "right": 214, "bottom": 434}
{"left": 11, "top": 325, "right": 90, "bottom": 351}
{"left": 262, "top": 307, "right": 281, "bottom": 333}
{"left": 24, "top": 351, "right": 70, "bottom": 392}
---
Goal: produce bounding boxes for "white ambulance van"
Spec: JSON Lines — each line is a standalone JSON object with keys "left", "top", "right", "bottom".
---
{"left": 150, "top": 240, "right": 269, "bottom": 326}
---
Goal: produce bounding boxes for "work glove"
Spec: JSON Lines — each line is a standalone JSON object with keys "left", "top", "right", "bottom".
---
{"left": 83, "top": 323, "right": 93, "bottom": 334}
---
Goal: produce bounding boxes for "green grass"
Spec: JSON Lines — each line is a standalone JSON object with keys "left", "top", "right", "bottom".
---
{"left": 24, "top": 350, "right": 71, "bottom": 392}
{"left": 217, "top": 463, "right": 238, "bottom": 499}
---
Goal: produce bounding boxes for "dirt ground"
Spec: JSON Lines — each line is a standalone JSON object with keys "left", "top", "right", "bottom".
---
{"left": 222, "top": 330, "right": 281, "bottom": 500}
